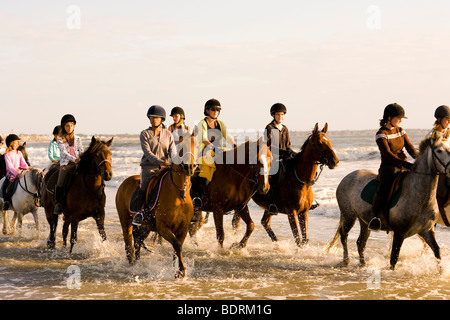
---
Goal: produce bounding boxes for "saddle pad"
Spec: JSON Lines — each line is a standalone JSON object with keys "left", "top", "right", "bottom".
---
{"left": 360, "top": 178, "right": 403, "bottom": 209}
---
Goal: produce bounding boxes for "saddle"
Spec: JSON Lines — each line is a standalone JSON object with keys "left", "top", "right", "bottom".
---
{"left": 44, "top": 164, "right": 77, "bottom": 205}
{"left": 129, "top": 167, "right": 170, "bottom": 213}
{"left": 361, "top": 171, "right": 408, "bottom": 209}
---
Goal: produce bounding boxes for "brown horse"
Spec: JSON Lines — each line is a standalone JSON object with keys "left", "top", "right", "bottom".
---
{"left": 252, "top": 123, "right": 339, "bottom": 246}
{"left": 42, "top": 137, "right": 113, "bottom": 252}
{"left": 115, "top": 134, "right": 197, "bottom": 278}
{"left": 190, "top": 140, "right": 272, "bottom": 248}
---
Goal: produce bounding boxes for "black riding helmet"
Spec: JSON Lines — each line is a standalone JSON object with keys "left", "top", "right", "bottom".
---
{"left": 383, "top": 103, "right": 407, "bottom": 119}
{"left": 170, "top": 106, "right": 185, "bottom": 119}
{"left": 5, "top": 134, "right": 20, "bottom": 147}
{"left": 435, "top": 105, "right": 450, "bottom": 119}
{"left": 61, "top": 114, "right": 77, "bottom": 127}
{"left": 147, "top": 105, "right": 166, "bottom": 121}
{"left": 204, "top": 98, "right": 221, "bottom": 116}
{"left": 270, "top": 103, "right": 287, "bottom": 115}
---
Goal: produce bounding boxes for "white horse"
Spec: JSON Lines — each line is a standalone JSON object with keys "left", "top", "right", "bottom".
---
{"left": 0, "top": 168, "right": 45, "bottom": 234}
{"left": 329, "top": 136, "right": 450, "bottom": 270}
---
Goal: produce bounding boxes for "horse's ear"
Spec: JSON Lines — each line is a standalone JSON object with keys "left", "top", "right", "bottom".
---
{"left": 91, "top": 136, "right": 97, "bottom": 144}
{"left": 322, "top": 123, "right": 328, "bottom": 134}
{"left": 22, "top": 142, "right": 26, "bottom": 147}
{"left": 106, "top": 137, "right": 113, "bottom": 147}
{"left": 313, "top": 123, "right": 319, "bottom": 134}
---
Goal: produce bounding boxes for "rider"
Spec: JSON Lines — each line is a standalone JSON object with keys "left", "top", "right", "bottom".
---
{"left": 429, "top": 105, "right": 450, "bottom": 211}
{"left": 132, "top": 105, "right": 177, "bottom": 226}
{"left": 368, "top": 103, "right": 418, "bottom": 231}
{"left": 168, "top": 106, "right": 192, "bottom": 145}
{"left": 54, "top": 114, "right": 83, "bottom": 214}
{"left": 2, "top": 134, "right": 29, "bottom": 210}
{"left": 264, "top": 103, "right": 296, "bottom": 214}
{"left": 48, "top": 125, "right": 62, "bottom": 166}
{"left": 191, "top": 98, "right": 236, "bottom": 209}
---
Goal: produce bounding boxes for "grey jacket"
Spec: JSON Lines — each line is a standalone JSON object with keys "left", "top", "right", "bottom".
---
{"left": 140, "top": 127, "right": 176, "bottom": 169}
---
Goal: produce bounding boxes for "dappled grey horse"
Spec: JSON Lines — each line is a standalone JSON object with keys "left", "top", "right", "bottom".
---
{"left": 329, "top": 136, "right": 450, "bottom": 270}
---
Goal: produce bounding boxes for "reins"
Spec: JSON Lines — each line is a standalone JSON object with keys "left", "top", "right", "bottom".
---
{"left": 18, "top": 171, "right": 42, "bottom": 207}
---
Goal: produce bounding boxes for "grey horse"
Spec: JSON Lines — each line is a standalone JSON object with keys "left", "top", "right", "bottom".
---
{"left": 329, "top": 136, "right": 450, "bottom": 270}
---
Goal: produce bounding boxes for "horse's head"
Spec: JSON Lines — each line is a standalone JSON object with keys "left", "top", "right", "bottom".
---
{"left": 18, "top": 142, "right": 30, "bottom": 166}
{"left": 420, "top": 136, "right": 450, "bottom": 174}
{"left": 174, "top": 133, "right": 197, "bottom": 176}
{"left": 86, "top": 136, "right": 113, "bottom": 181}
{"left": 307, "top": 123, "right": 339, "bottom": 169}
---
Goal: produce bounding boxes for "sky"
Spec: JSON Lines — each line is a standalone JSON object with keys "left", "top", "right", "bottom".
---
{"left": 1, "top": 1, "right": 450, "bottom": 135}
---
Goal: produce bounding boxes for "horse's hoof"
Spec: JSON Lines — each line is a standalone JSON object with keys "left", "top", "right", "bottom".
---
{"left": 175, "top": 270, "right": 185, "bottom": 279}
{"left": 336, "top": 259, "right": 349, "bottom": 268}
{"left": 47, "top": 241, "right": 55, "bottom": 249}
{"left": 230, "top": 242, "right": 245, "bottom": 250}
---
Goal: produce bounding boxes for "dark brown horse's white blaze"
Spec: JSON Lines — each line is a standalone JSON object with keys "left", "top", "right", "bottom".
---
{"left": 116, "top": 134, "right": 197, "bottom": 278}
{"left": 252, "top": 123, "right": 339, "bottom": 246}
{"left": 42, "top": 137, "right": 113, "bottom": 252}
{"left": 189, "top": 140, "right": 272, "bottom": 249}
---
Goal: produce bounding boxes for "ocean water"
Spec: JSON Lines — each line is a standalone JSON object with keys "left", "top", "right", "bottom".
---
{"left": 0, "top": 129, "right": 449, "bottom": 300}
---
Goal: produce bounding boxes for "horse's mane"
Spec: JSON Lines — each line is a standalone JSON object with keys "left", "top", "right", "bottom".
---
{"left": 76, "top": 138, "right": 106, "bottom": 174}
{"left": 419, "top": 136, "right": 436, "bottom": 154}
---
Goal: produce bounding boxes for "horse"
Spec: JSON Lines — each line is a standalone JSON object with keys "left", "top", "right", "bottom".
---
{"left": 42, "top": 136, "right": 113, "bottom": 252}
{"left": 0, "top": 168, "right": 44, "bottom": 234}
{"left": 189, "top": 140, "right": 272, "bottom": 249}
{"left": 251, "top": 123, "right": 339, "bottom": 246}
{"left": 115, "top": 134, "right": 197, "bottom": 278}
{"left": 328, "top": 136, "right": 450, "bottom": 270}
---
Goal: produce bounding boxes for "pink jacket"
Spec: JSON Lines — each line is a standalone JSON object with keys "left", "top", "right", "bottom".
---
{"left": 4, "top": 150, "right": 29, "bottom": 181}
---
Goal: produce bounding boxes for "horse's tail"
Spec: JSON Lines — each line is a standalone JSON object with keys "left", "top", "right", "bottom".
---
{"left": 326, "top": 221, "right": 342, "bottom": 253}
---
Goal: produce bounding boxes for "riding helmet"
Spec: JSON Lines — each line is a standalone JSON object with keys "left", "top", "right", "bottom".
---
{"left": 204, "top": 98, "right": 221, "bottom": 116}
{"left": 61, "top": 114, "right": 77, "bottom": 127}
{"left": 270, "top": 103, "right": 287, "bottom": 115}
{"left": 434, "top": 105, "right": 450, "bottom": 119}
{"left": 147, "top": 105, "right": 166, "bottom": 121}
{"left": 383, "top": 103, "right": 407, "bottom": 119}
{"left": 170, "top": 106, "right": 185, "bottom": 119}
{"left": 5, "top": 134, "right": 20, "bottom": 147}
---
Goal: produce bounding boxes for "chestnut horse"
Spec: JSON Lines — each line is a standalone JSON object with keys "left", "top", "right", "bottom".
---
{"left": 190, "top": 140, "right": 272, "bottom": 248}
{"left": 252, "top": 123, "right": 339, "bottom": 246}
{"left": 116, "top": 134, "right": 196, "bottom": 278}
{"left": 42, "top": 137, "right": 113, "bottom": 252}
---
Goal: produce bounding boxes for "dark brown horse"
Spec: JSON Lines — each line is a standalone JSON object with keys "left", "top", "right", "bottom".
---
{"left": 190, "top": 140, "right": 272, "bottom": 248}
{"left": 116, "top": 134, "right": 196, "bottom": 278}
{"left": 42, "top": 137, "right": 113, "bottom": 252}
{"left": 252, "top": 123, "right": 338, "bottom": 246}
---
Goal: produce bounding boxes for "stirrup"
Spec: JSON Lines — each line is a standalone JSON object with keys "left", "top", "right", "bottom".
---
{"left": 368, "top": 217, "right": 381, "bottom": 231}
{"left": 132, "top": 211, "right": 144, "bottom": 226}
{"left": 192, "top": 197, "right": 203, "bottom": 209}
{"left": 268, "top": 204, "right": 278, "bottom": 215}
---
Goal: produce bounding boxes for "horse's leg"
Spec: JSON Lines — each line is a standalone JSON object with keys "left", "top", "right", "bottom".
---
{"left": 298, "top": 211, "right": 309, "bottom": 245}
{"left": 418, "top": 229, "right": 441, "bottom": 260}
{"left": 121, "top": 215, "right": 134, "bottom": 264}
{"left": 11, "top": 212, "right": 18, "bottom": 234}
{"left": 336, "top": 212, "right": 356, "bottom": 267}
{"left": 94, "top": 210, "right": 107, "bottom": 241}
{"left": 232, "top": 206, "right": 254, "bottom": 249}
{"left": 62, "top": 217, "right": 70, "bottom": 248}
{"left": 213, "top": 210, "right": 225, "bottom": 247}
{"left": 390, "top": 232, "right": 405, "bottom": 270}
{"left": 232, "top": 211, "right": 241, "bottom": 231}
{"left": 261, "top": 210, "right": 277, "bottom": 242}
{"left": 31, "top": 209, "right": 40, "bottom": 231}
{"left": 287, "top": 211, "right": 301, "bottom": 247}
{"left": 357, "top": 219, "right": 370, "bottom": 267}
{"left": 133, "top": 225, "right": 151, "bottom": 261}
{"left": 69, "top": 220, "right": 79, "bottom": 253}
{"left": 46, "top": 213, "right": 58, "bottom": 249}
{"left": 2, "top": 210, "right": 9, "bottom": 235}
{"left": 159, "top": 227, "right": 186, "bottom": 278}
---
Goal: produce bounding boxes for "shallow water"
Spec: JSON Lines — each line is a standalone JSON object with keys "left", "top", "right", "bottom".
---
{"left": 0, "top": 187, "right": 449, "bottom": 300}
